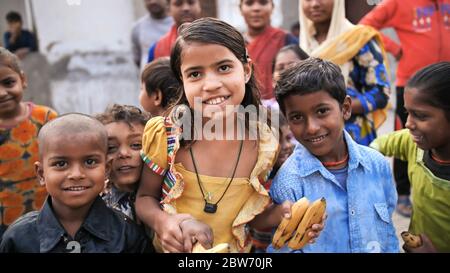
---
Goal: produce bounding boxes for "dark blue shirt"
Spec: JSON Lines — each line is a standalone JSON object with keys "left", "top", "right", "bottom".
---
{"left": 0, "top": 196, "right": 153, "bottom": 253}
{"left": 3, "top": 30, "right": 37, "bottom": 52}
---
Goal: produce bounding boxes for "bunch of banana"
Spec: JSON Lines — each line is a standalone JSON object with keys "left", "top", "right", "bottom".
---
{"left": 192, "top": 243, "right": 230, "bottom": 253}
{"left": 272, "top": 197, "right": 310, "bottom": 249}
{"left": 401, "top": 231, "right": 422, "bottom": 248}
{"left": 272, "top": 197, "right": 326, "bottom": 250}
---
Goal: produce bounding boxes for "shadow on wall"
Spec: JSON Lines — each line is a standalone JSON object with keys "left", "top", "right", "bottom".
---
{"left": 19, "top": 48, "right": 141, "bottom": 115}
{"left": 21, "top": 52, "right": 53, "bottom": 108}
{"left": 48, "top": 49, "right": 140, "bottom": 115}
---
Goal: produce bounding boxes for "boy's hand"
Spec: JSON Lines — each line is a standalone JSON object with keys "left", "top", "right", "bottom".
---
{"left": 157, "top": 213, "right": 194, "bottom": 253}
{"left": 278, "top": 200, "right": 294, "bottom": 222}
{"left": 403, "top": 234, "right": 438, "bottom": 253}
{"left": 306, "top": 213, "right": 327, "bottom": 244}
{"left": 180, "top": 218, "right": 213, "bottom": 253}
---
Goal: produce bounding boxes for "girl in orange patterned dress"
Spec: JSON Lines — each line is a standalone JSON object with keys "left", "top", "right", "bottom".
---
{"left": 0, "top": 47, "right": 57, "bottom": 237}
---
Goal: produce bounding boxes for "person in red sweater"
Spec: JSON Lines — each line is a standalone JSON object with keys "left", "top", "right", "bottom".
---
{"left": 147, "top": 0, "right": 202, "bottom": 63}
{"left": 360, "top": 0, "right": 450, "bottom": 217}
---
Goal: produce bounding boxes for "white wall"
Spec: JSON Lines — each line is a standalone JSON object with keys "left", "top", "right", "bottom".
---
{"left": 32, "top": 0, "right": 135, "bottom": 53}
{"left": 217, "top": 0, "right": 283, "bottom": 32}
{"left": 29, "top": 0, "right": 140, "bottom": 115}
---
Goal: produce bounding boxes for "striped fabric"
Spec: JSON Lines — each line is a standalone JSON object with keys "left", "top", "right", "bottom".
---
{"left": 140, "top": 117, "right": 179, "bottom": 200}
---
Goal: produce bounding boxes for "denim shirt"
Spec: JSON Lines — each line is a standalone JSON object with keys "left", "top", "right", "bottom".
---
{"left": 268, "top": 131, "right": 399, "bottom": 253}
{"left": 0, "top": 196, "right": 153, "bottom": 253}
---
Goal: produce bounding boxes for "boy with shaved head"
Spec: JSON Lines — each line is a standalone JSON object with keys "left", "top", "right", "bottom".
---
{"left": 0, "top": 113, "right": 152, "bottom": 253}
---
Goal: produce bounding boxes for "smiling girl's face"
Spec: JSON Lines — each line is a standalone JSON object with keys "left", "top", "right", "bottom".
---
{"left": 180, "top": 42, "right": 252, "bottom": 119}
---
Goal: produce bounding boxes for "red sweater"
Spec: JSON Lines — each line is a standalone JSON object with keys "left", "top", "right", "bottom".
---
{"left": 360, "top": 0, "right": 450, "bottom": 86}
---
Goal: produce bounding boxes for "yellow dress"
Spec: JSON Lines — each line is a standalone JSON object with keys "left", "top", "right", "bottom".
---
{"left": 141, "top": 116, "right": 279, "bottom": 252}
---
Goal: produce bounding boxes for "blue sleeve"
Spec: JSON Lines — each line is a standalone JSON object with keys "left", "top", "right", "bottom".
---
{"left": 348, "top": 38, "right": 390, "bottom": 114}
{"left": 3, "top": 32, "right": 11, "bottom": 49}
{"left": 268, "top": 164, "right": 305, "bottom": 254}
{"left": 147, "top": 42, "right": 156, "bottom": 63}
{"left": 284, "top": 33, "right": 299, "bottom": 46}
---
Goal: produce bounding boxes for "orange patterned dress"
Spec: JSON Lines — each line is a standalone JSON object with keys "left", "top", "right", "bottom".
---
{"left": 0, "top": 102, "right": 57, "bottom": 236}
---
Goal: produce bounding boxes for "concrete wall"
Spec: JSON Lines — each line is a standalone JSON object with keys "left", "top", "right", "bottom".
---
{"left": 32, "top": 0, "right": 134, "bottom": 53}
{"left": 29, "top": 0, "right": 140, "bottom": 115}
{"left": 132, "top": 0, "right": 147, "bottom": 20}
{"left": 280, "top": 0, "right": 299, "bottom": 32}
{"left": 21, "top": 52, "right": 53, "bottom": 108}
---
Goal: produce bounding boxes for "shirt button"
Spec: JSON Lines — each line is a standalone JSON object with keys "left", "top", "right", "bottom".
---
{"left": 350, "top": 210, "right": 356, "bottom": 216}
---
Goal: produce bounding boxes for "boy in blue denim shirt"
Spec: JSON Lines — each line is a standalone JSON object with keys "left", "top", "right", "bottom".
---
{"left": 268, "top": 58, "right": 399, "bottom": 253}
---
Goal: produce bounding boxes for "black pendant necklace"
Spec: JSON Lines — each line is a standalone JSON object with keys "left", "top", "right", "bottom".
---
{"left": 189, "top": 139, "right": 244, "bottom": 214}
{"left": 204, "top": 202, "right": 218, "bottom": 213}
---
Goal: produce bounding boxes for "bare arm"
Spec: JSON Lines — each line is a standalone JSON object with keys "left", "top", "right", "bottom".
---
{"left": 359, "top": 0, "right": 402, "bottom": 58}
{"left": 249, "top": 202, "right": 291, "bottom": 230}
{"left": 135, "top": 165, "right": 193, "bottom": 252}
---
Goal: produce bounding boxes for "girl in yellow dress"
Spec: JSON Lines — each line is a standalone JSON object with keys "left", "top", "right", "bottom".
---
{"left": 135, "top": 18, "right": 321, "bottom": 253}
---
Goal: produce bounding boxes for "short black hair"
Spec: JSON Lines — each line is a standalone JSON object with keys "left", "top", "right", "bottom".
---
{"left": 275, "top": 57, "right": 347, "bottom": 115}
{"left": 6, "top": 11, "right": 22, "bottom": 23}
{"left": 95, "top": 104, "right": 151, "bottom": 127}
{"left": 272, "top": 44, "right": 309, "bottom": 72}
{"left": 141, "top": 57, "right": 180, "bottom": 108}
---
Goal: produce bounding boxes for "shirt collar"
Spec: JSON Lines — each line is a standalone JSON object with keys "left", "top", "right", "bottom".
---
{"left": 79, "top": 196, "right": 111, "bottom": 242}
{"left": 293, "top": 130, "right": 372, "bottom": 178}
{"left": 37, "top": 196, "right": 112, "bottom": 252}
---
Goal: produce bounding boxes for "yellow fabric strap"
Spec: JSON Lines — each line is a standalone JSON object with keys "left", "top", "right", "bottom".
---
{"left": 316, "top": 25, "right": 385, "bottom": 66}
{"left": 316, "top": 25, "right": 390, "bottom": 129}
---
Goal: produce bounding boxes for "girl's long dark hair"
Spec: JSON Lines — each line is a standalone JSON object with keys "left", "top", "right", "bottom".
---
{"left": 168, "top": 17, "right": 266, "bottom": 146}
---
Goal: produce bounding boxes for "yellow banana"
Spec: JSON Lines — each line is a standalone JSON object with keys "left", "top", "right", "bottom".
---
{"left": 192, "top": 243, "right": 230, "bottom": 253}
{"left": 401, "top": 232, "right": 422, "bottom": 248}
{"left": 288, "top": 197, "right": 326, "bottom": 250}
{"left": 272, "top": 197, "right": 310, "bottom": 249}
